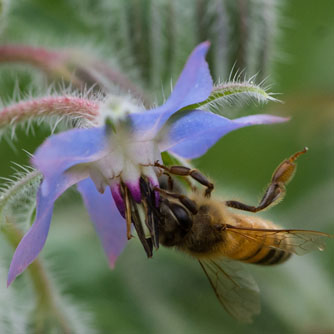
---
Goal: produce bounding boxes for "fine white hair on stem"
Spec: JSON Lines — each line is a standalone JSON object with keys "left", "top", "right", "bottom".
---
{"left": 32, "top": 257, "right": 98, "bottom": 334}
{"left": 184, "top": 72, "right": 280, "bottom": 117}
{"left": 0, "top": 0, "right": 11, "bottom": 34}
{"left": 0, "top": 86, "right": 104, "bottom": 141}
{"left": 246, "top": 0, "right": 287, "bottom": 78}
{"left": 0, "top": 262, "right": 28, "bottom": 333}
{"left": 0, "top": 257, "right": 97, "bottom": 334}
{"left": 0, "top": 165, "right": 41, "bottom": 228}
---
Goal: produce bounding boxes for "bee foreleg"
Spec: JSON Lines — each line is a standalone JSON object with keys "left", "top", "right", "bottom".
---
{"left": 154, "top": 187, "right": 198, "bottom": 214}
{"left": 154, "top": 162, "right": 214, "bottom": 197}
{"left": 163, "top": 172, "right": 174, "bottom": 191}
{"left": 226, "top": 147, "right": 308, "bottom": 212}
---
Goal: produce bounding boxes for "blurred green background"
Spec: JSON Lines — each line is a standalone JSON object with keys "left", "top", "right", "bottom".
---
{"left": 0, "top": 0, "right": 333, "bottom": 333}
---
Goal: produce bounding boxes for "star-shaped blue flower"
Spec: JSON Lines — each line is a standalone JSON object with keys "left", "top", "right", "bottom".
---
{"left": 7, "top": 42, "right": 287, "bottom": 285}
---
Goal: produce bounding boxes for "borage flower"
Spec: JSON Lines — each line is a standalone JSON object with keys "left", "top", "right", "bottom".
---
{"left": 7, "top": 42, "right": 287, "bottom": 285}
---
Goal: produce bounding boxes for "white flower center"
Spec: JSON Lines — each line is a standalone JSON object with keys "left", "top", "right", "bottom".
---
{"left": 88, "top": 131, "right": 161, "bottom": 193}
{"left": 70, "top": 96, "right": 161, "bottom": 194}
{"left": 97, "top": 95, "right": 144, "bottom": 126}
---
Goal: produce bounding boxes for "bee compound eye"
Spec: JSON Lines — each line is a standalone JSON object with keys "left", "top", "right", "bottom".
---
{"left": 169, "top": 203, "right": 193, "bottom": 231}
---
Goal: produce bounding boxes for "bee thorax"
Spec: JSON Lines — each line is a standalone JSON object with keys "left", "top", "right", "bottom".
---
{"left": 183, "top": 214, "right": 224, "bottom": 253}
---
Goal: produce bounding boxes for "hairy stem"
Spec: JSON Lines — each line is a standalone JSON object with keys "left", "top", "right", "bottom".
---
{"left": 88, "top": 59, "right": 151, "bottom": 107}
{"left": 0, "top": 45, "right": 65, "bottom": 71}
{"left": 0, "top": 44, "right": 151, "bottom": 106}
{"left": 2, "top": 220, "right": 72, "bottom": 333}
{"left": 0, "top": 44, "right": 79, "bottom": 86}
{"left": 0, "top": 170, "right": 41, "bottom": 219}
{"left": 235, "top": 0, "right": 248, "bottom": 72}
{"left": 0, "top": 96, "right": 100, "bottom": 128}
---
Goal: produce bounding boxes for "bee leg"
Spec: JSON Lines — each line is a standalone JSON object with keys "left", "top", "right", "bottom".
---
{"left": 154, "top": 187, "right": 198, "bottom": 214}
{"left": 162, "top": 171, "right": 196, "bottom": 192}
{"left": 163, "top": 172, "right": 174, "bottom": 191}
{"left": 155, "top": 162, "right": 214, "bottom": 197}
{"left": 226, "top": 147, "right": 308, "bottom": 212}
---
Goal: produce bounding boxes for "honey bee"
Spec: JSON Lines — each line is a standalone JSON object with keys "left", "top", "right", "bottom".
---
{"left": 146, "top": 148, "right": 332, "bottom": 323}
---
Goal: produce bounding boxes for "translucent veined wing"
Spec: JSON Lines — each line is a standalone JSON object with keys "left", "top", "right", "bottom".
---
{"left": 225, "top": 225, "right": 333, "bottom": 255}
{"left": 199, "top": 258, "right": 260, "bottom": 323}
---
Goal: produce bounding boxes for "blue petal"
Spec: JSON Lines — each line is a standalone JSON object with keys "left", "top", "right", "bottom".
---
{"left": 130, "top": 42, "right": 213, "bottom": 138}
{"left": 32, "top": 126, "right": 109, "bottom": 180}
{"left": 159, "top": 110, "right": 289, "bottom": 159}
{"left": 77, "top": 178, "right": 127, "bottom": 267}
{"left": 7, "top": 172, "right": 83, "bottom": 286}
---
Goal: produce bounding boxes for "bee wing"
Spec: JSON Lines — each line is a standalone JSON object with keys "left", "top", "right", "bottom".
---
{"left": 226, "top": 225, "right": 332, "bottom": 255}
{"left": 199, "top": 258, "right": 260, "bottom": 323}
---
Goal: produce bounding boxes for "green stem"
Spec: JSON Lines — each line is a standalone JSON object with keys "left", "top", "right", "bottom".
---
{"left": 2, "top": 220, "right": 72, "bottom": 333}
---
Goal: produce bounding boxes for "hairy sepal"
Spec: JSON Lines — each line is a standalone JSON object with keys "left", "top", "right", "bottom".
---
{"left": 183, "top": 80, "right": 279, "bottom": 113}
{"left": 0, "top": 167, "right": 41, "bottom": 228}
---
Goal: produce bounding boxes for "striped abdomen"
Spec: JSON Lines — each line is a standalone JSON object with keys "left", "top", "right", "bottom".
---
{"left": 222, "top": 214, "right": 293, "bottom": 265}
{"left": 239, "top": 241, "right": 292, "bottom": 265}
